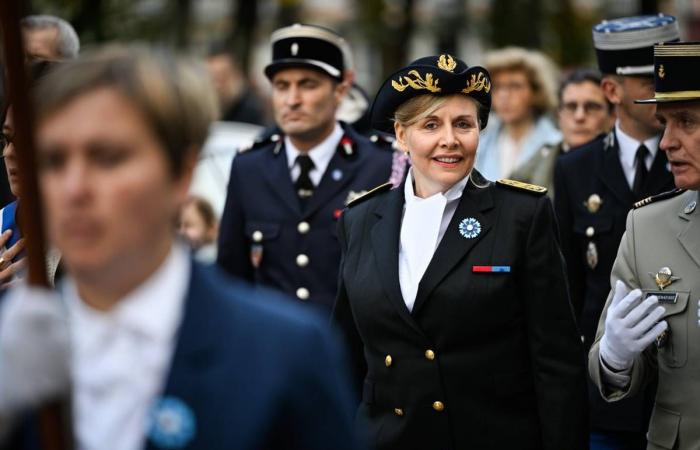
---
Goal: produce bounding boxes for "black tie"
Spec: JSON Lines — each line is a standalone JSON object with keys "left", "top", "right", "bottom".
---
{"left": 632, "top": 144, "right": 649, "bottom": 199}
{"left": 295, "top": 155, "right": 315, "bottom": 207}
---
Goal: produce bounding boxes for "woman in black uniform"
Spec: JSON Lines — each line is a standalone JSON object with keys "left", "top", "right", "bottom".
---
{"left": 333, "top": 55, "right": 588, "bottom": 450}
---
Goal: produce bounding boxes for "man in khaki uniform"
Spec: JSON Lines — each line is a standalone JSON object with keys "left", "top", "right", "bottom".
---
{"left": 589, "top": 41, "right": 700, "bottom": 450}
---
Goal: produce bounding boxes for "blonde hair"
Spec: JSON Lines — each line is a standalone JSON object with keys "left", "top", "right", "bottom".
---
{"left": 484, "top": 47, "right": 559, "bottom": 116}
{"left": 34, "top": 45, "right": 218, "bottom": 176}
{"left": 394, "top": 94, "right": 482, "bottom": 129}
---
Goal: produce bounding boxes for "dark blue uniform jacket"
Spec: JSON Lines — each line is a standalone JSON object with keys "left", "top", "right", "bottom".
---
{"left": 217, "top": 122, "right": 392, "bottom": 311}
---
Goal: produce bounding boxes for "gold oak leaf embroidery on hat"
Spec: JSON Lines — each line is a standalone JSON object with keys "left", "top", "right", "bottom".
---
{"left": 437, "top": 54, "right": 457, "bottom": 72}
{"left": 462, "top": 72, "right": 491, "bottom": 94}
{"left": 391, "top": 70, "right": 442, "bottom": 93}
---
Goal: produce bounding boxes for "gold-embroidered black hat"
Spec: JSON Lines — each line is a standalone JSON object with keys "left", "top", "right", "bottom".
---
{"left": 593, "top": 14, "right": 679, "bottom": 76}
{"left": 636, "top": 42, "right": 700, "bottom": 104}
{"left": 370, "top": 54, "right": 492, "bottom": 133}
{"left": 264, "top": 24, "right": 351, "bottom": 81}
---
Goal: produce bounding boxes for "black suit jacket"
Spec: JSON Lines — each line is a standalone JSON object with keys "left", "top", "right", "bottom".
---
{"left": 217, "top": 122, "right": 392, "bottom": 311}
{"left": 553, "top": 130, "right": 674, "bottom": 432}
{"left": 333, "top": 171, "right": 588, "bottom": 450}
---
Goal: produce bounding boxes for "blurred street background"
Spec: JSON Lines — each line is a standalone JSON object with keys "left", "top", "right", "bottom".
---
{"left": 26, "top": 0, "right": 700, "bottom": 96}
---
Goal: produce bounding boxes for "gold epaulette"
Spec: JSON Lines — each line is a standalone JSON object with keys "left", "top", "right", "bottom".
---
{"left": 496, "top": 179, "right": 547, "bottom": 195}
{"left": 634, "top": 188, "right": 686, "bottom": 209}
{"left": 347, "top": 182, "right": 393, "bottom": 208}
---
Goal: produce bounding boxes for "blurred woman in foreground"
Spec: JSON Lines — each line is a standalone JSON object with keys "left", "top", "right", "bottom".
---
{"left": 0, "top": 46, "right": 359, "bottom": 450}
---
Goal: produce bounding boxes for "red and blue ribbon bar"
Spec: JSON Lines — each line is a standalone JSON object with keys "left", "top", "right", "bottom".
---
{"left": 472, "top": 265, "right": 511, "bottom": 273}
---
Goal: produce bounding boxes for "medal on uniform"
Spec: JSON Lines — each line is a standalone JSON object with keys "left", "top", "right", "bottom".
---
{"left": 656, "top": 329, "right": 669, "bottom": 348}
{"left": 250, "top": 245, "right": 263, "bottom": 268}
{"left": 586, "top": 241, "right": 598, "bottom": 269}
{"left": 250, "top": 230, "right": 263, "bottom": 269}
{"left": 458, "top": 217, "right": 481, "bottom": 239}
{"left": 649, "top": 266, "right": 680, "bottom": 290}
{"left": 148, "top": 396, "right": 197, "bottom": 449}
{"left": 583, "top": 194, "right": 603, "bottom": 213}
{"left": 684, "top": 200, "right": 696, "bottom": 214}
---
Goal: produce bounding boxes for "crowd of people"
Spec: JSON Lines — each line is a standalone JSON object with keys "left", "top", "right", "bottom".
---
{"left": 0, "top": 9, "right": 698, "bottom": 450}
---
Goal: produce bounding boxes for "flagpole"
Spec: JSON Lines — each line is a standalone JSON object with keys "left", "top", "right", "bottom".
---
{"left": 0, "top": 2, "right": 70, "bottom": 449}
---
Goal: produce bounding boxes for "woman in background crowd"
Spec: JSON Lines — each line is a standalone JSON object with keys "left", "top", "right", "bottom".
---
{"left": 476, "top": 47, "right": 561, "bottom": 180}
{"left": 0, "top": 60, "right": 61, "bottom": 287}
{"left": 511, "top": 68, "right": 615, "bottom": 197}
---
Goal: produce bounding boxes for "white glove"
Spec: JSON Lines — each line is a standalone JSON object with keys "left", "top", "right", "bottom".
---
{"left": 599, "top": 280, "right": 668, "bottom": 371}
{"left": 0, "top": 283, "right": 70, "bottom": 415}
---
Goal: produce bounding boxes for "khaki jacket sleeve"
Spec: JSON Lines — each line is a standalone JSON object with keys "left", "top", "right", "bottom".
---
{"left": 588, "top": 210, "right": 657, "bottom": 401}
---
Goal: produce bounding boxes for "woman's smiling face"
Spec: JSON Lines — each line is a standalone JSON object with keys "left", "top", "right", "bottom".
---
{"left": 395, "top": 95, "right": 480, "bottom": 198}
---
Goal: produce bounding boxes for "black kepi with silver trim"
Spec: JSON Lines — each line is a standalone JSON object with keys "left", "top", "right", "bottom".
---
{"left": 264, "top": 23, "right": 350, "bottom": 81}
{"left": 593, "top": 14, "right": 679, "bottom": 76}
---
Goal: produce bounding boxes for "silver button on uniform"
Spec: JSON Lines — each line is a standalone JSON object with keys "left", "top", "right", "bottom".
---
{"left": 586, "top": 227, "right": 595, "bottom": 238}
{"left": 296, "top": 287, "right": 310, "bottom": 300}
{"left": 296, "top": 254, "right": 309, "bottom": 267}
{"left": 252, "top": 230, "right": 263, "bottom": 242}
{"left": 297, "top": 221, "right": 310, "bottom": 234}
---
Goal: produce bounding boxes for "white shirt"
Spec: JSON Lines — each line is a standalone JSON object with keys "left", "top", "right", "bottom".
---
{"left": 398, "top": 169, "right": 470, "bottom": 311}
{"left": 66, "top": 244, "right": 191, "bottom": 450}
{"left": 497, "top": 131, "right": 521, "bottom": 179}
{"left": 615, "top": 121, "right": 659, "bottom": 189}
{"left": 285, "top": 123, "right": 343, "bottom": 186}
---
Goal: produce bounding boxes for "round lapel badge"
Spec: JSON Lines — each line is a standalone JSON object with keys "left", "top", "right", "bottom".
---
{"left": 148, "top": 396, "right": 196, "bottom": 449}
{"left": 458, "top": 217, "right": 481, "bottom": 239}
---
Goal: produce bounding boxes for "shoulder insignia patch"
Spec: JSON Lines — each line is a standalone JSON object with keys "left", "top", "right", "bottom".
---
{"left": 633, "top": 188, "right": 686, "bottom": 209}
{"left": 237, "top": 132, "right": 282, "bottom": 155}
{"left": 347, "top": 182, "right": 393, "bottom": 208}
{"left": 496, "top": 178, "right": 547, "bottom": 195}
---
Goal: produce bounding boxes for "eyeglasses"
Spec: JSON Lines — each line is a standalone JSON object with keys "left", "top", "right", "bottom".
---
{"left": 560, "top": 101, "right": 607, "bottom": 115}
{"left": 0, "top": 133, "right": 13, "bottom": 149}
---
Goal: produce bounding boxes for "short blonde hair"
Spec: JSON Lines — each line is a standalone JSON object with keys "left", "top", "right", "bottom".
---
{"left": 484, "top": 47, "right": 559, "bottom": 116}
{"left": 394, "top": 94, "right": 482, "bottom": 129}
{"left": 34, "top": 45, "right": 218, "bottom": 176}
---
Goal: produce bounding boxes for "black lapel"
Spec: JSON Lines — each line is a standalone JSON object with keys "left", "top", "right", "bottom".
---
{"left": 411, "top": 171, "right": 495, "bottom": 316}
{"left": 643, "top": 149, "right": 674, "bottom": 196}
{"left": 596, "top": 131, "right": 634, "bottom": 206}
{"left": 303, "top": 149, "right": 361, "bottom": 218}
{"left": 370, "top": 183, "right": 425, "bottom": 336}
{"left": 261, "top": 142, "right": 302, "bottom": 216}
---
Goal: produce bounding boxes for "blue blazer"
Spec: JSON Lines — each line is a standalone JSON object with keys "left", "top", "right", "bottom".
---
{"left": 217, "top": 122, "right": 392, "bottom": 311}
{"left": 5, "top": 263, "right": 363, "bottom": 450}
{"left": 475, "top": 115, "right": 561, "bottom": 181}
{"left": 145, "top": 262, "right": 362, "bottom": 449}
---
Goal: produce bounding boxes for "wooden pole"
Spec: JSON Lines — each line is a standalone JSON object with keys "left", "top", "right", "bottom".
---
{"left": 0, "top": 2, "right": 70, "bottom": 449}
